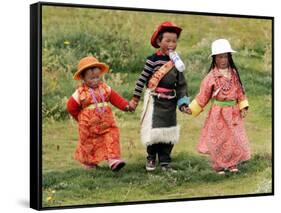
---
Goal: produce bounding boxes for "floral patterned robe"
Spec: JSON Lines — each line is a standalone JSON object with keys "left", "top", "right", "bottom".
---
{"left": 67, "top": 82, "right": 128, "bottom": 166}
{"left": 189, "top": 67, "right": 251, "bottom": 170}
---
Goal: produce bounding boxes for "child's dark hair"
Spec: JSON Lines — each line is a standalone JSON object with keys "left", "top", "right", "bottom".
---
{"left": 80, "top": 67, "right": 99, "bottom": 79}
{"left": 209, "top": 53, "right": 245, "bottom": 94}
{"left": 80, "top": 69, "right": 88, "bottom": 79}
{"left": 157, "top": 28, "right": 180, "bottom": 43}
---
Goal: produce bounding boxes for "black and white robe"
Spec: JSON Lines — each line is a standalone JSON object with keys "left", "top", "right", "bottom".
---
{"left": 134, "top": 52, "right": 189, "bottom": 146}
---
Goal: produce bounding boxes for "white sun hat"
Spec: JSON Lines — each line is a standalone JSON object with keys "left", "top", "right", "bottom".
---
{"left": 210, "top": 39, "right": 236, "bottom": 56}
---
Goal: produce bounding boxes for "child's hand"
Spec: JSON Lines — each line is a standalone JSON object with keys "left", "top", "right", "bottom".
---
{"left": 240, "top": 108, "right": 248, "bottom": 118}
{"left": 181, "top": 105, "right": 192, "bottom": 114}
{"left": 128, "top": 101, "right": 137, "bottom": 111}
{"left": 124, "top": 105, "right": 129, "bottom": 112}
{"left": 125, "top": 104, "right": 135, "bottom": 112}
{"left": 128, "top": 97, "right": 139, "bottom": 112}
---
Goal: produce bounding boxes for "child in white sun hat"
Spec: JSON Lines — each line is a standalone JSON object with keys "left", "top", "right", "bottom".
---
{"left": 188, "top": 39, "right": 251, "bottom": 174}
{"left": 210, "top": 38, "right": 236, "bottom": 56}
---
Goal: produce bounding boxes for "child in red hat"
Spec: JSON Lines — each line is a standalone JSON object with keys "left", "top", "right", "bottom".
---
{"left": 129, "top": 21, "right": 190, "bottom": 172}
{"left": 67, "top": 56, "right": 132, "bottom": 171}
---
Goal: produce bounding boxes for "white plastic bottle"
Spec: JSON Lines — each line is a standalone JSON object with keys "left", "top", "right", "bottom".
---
{"left": 168, "top": 50, "right": 185, "bottom": 72}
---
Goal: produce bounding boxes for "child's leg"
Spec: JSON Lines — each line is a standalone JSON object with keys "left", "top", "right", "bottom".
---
{"left": 108, "top": 159, "right": 126, "bottom": 172}
{"left": 147, "top": 144, "right": 157, "bottom": 161}
{"left": 146, "top": 144, "right": 157, "bottom": 171}
{"left": 158, "top": 143, "right": 173, "bottom": 167}
{"left": 104, "top": 127, "right": 126, "bottom": 171}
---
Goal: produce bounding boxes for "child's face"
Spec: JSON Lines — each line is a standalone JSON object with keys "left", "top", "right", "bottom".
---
{"left": 157, "top": 32, "right": 178, "bottom": 55}
{"left": 82, "top": 67, "right": 101, "bottom": 88}
{"left": 215, "top": 53, "right": 229, "bottom": 69}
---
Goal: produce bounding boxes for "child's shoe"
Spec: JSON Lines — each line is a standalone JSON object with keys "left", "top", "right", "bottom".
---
{"left": 214, "top": 167, "right": 226, "bottom": 175}
{"left": 146, "top": 160, "right": 156, "bottom": 171}
{"left": 109, "top": 159, "right": 126, "bottom": 172}
{"left": 216, "top": 170, "right": 226, "bottom": 175}
{"left": 229, "top": 165, "right": 239, "bottom": 173}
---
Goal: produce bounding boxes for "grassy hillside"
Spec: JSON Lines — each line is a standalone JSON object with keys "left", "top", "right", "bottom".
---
{"left": 41, "top": 6, "right": 272, "bottom": 207}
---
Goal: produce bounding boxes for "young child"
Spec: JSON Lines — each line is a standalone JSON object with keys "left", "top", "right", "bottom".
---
{"left": 129, "top": 21, "right": 190, "bottom": 172}
{"left": 188, "top": 39, "right": 251, "bottom": 174}
{"left": 67, "top": 56, "right": 131, "bottom": 171}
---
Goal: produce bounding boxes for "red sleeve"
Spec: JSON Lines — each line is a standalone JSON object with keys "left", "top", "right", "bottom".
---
{"left": 109, "top": 89, "right": 129, "bottom": 111}
{"left": 66, "top": 96, "right": 81, "bottom": 121}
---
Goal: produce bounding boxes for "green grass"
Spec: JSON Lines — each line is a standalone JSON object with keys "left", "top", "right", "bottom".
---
{"left": 43, "top": 154, "right": 271, "bottom": 206}
{"left": 42, "top": 94, "right": 272, "bottom": 207}
{"left": 41, "top": 6, "right": 272, "bottom": 208}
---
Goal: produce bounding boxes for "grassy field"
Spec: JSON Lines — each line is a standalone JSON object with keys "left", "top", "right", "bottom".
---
{"left": 42, "top": 99, "right": 272, "bottom": 207}
{"left": 41, "top": 6, "right": 272, "bottom": 207}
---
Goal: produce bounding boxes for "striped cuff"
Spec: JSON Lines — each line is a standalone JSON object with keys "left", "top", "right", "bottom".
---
{"left": 133, "top": 91, "right": 142, "bottom": 98}
{"left": 239, "top": 99, "right": 249, "bottom": 110}
{"left": 189, "top": 99, "right": 203, "bottom": 117}
{"left": 177, "top": 96, "right": 190, "bottom": 108}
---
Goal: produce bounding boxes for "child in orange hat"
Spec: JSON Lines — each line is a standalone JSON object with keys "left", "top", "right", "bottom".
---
{"left": 67, "top": 56, "right": 131, "bottom": 171}
{"left": 129, "top": 21, "right": 190, "bottom": 172}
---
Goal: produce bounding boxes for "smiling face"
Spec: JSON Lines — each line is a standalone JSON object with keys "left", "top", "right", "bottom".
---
{"left": 81, "top": 67, "right": 102, "bottom": 88}
{"left": 157, "top": 32, "right": 178, "bottom": 55}
{"left": 215, "top": 53, "right": 229, "bottom": 69}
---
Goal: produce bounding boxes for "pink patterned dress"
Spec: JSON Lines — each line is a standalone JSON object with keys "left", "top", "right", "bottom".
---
{"left": 190, "top": 67, "right": 251, "bottom": 171}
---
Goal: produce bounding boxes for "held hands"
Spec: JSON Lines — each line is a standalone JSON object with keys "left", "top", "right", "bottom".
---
{"left": 240, "top": 108, "right": 248, "bottom": 118}
{"left": 126, "top": 97, "right": 140, "bottom": 112}
{"left": 125, "top": 105, "right": 135, "bottom": 112}
{"left": 180, "top": 105, "right": 192, "bottom": 115}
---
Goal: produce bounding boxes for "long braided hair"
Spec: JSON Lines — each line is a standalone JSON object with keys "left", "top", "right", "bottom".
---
{"left": 209, "top": 53, "right": 245, "bottom": 94}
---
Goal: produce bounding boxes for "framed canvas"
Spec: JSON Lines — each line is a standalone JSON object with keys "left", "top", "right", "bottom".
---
{"left": 30, "top": 1, "right": 274, "bottom": 210}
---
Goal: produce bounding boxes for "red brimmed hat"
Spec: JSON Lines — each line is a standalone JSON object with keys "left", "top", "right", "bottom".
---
{"left": 150, "top": 21, "right": 182, "bottom": 48}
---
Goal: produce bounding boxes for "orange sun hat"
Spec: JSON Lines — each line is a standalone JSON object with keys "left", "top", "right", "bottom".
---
{"left": 150, "top": 21, "right": 182, "bottom": 48}
{"left": 73, "top": 56, "right": 109, "bottom": 80}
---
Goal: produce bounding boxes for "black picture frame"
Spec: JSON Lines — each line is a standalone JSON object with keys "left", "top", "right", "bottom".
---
{"left": 30, "top": 1, "right": 274, "bottom": 210}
